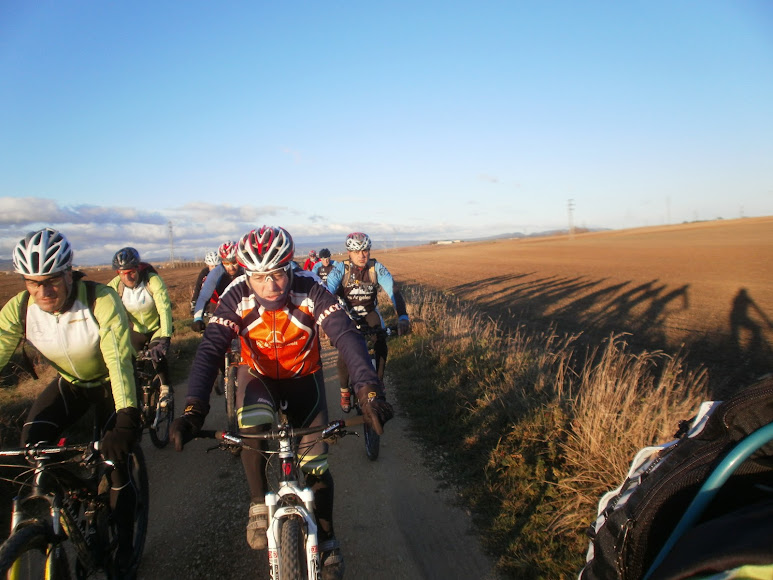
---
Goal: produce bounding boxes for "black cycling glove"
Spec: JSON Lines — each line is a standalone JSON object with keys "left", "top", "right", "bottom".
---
{"left": 102, "top": 407, "right": 141, "bottom": 463}
{"left": 171, "top": 398, "right": 209, "bottom": 452}
{"left": 357, "top": 386, "right": 394, "bottom": 436}
{"left": 191, "top": 319, "right": 206, "bottom": 333}
{"left": 148, "top": 337, "right": 170, "bottom": 363}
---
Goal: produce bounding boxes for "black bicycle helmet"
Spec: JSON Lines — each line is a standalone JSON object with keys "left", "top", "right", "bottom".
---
{"left": 319, "top": 248, "right": 331, "bottom": 258}
{"left": 112, "top": 247, "right": 141, "bottom": 270}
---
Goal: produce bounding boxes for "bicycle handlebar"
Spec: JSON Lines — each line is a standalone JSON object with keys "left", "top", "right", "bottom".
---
{"left": 0, "top": 440, "right": 97, "bottom": 459}
{"left": 198, "top": 416, "right": 366, "bottom": 443}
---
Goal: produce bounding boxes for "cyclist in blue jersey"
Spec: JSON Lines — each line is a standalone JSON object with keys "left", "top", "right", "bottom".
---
{"left": 326, "top": 232, "right": 411, "bottom": 412}
{"left": 311, "top": 248, "right": 337, "bottom": 285}
{"left": 191, "top": 241, "right": 244, "bottom": 332}
{"left": 190, "top": 251, "right": 221, "bottom": 314}
{"left": 0, "top": 228, "right": 140, "bottom": 575}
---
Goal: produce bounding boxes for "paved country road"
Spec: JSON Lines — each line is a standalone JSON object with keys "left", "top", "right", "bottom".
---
{"left": 136, "top": 344, "right": 499, "bottom": 580}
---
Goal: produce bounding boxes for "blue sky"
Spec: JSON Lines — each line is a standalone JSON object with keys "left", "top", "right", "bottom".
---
{"left": 1, "top": 1, "right": 771, "bottom": 265}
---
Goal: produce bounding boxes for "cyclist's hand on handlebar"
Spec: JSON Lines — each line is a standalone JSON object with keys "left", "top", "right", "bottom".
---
{"left": 171, "top": 399, "right": 208, "bottom": 452}
{"left": 397, "top": 318, "right": 411, "bottom": 336}
{"left": 102, "top": 407, "right": 141, "bottom": 462}
{"left": 358, "top": 387, "right": 394, "bottom": 436}
{"left": 191, "top": 319, "right": 206, "bottom": 333}
{"left": 148, "top": 337, "right": 170, "bottom": 363}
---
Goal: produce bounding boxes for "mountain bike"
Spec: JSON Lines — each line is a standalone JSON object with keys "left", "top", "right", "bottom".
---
{"left": 134, "top": 349, "right": 174, "bottom": 449}
{"left": 345, "top": 322, "right": 397, "bottom": 461}
{"left": 0, "top": 429, "right": 149, "bottom": 579}
{"left": 199, "top": 416, "right": 363, "bottom": 580}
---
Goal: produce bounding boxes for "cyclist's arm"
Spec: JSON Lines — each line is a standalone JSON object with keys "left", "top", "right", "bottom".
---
{"left": 186, "top": 302, "right": 238, "bottom": 405}
{"left": 193, "top": 265, "right": 224, "bottom": 319}
{"left": 91, "top": 285, "right": 138, "bottom": 410}
{"left": 191, "top": 268, "right": 208, "bottom": 304}
{"left": 147, "top": 273, "right": 174, "bottom": 340}
{"left": 311, "top": 282, "right": 380, "bottom": 393}
{"left": 0, "top": 293, "right": 27, "bottom": 372}
{"left": 325, "top": 262, "right": 345, "bottom": 294}
{"left": 375, "top": 262, "right": 409, "bottom": 321}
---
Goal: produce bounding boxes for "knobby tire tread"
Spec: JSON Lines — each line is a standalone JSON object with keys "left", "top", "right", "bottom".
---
{"left": 279, "top": 516, "right": 306, "bottom": 580}
{"left": 0, "top": 520, "right": 55, "bottom": 578}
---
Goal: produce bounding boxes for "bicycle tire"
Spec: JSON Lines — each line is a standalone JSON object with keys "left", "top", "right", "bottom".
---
{"left": 224, "top": 365, "right": 241, "bottom": 457}
{"left": 363, "top": 421, "right": 381, "bottom": 461}
{"left": 99, "top": 445, "right": 149, "bottom": 578}
{"left": 225, "top": 365, "right": 238, "bottom": 433}
{"left": 148, "top": 374, "right": 173, "bottom": 449}
{"left": 279, "top": 516, "right": 307, "bottom": 580}
{"left": 0, "top": 520, "right": 67, "bottom": 579}
{"left": 213, "top": 369, "right": 225, "bottom": 396}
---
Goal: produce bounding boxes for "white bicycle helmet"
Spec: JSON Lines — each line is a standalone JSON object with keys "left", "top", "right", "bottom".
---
{"left": 218, "top": 241, "right": 238, "bottom": 262}
{"left": 237, "top": 226, "right": 295, "bottom": 273}
{"left": 13, "top": 227, "right": 73, "bottom": 276}
{"left": 204, "top": 251, "right": 220, "bottom": 266}
{"left": 345, "top": 232, "right": 372, "bottom": 252}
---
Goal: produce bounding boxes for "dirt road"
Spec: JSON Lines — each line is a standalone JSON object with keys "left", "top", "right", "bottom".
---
{"left": 137, "top": 344, "right": 498, "bottom": 580}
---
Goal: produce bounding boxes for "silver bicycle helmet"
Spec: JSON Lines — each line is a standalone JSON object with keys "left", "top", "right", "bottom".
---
{"left": 345, "top": 232, "right": 371, "bottom": 252}
{"left": 112, "top": 247, "right": 141, "bottom": 270}
{"left": 204, "top": 251, "right": 220, "bottom": 266}
{"left": 237, "top": 226, "right": 295, "bottom": 273}
{"left": 13, "top": 227, "right": 73, "bottom": 276}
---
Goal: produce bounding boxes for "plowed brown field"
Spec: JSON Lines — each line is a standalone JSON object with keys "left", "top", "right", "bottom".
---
{"left": 377, "top": 216, "right": 773, "bottom": 394}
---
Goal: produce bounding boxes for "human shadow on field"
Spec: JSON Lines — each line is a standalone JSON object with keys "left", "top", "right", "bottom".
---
{"left": 448, "top": 274, "right": 690, "bottom": 349}
{"left": 730, "top": 288, "right": 773, "bottom": 357}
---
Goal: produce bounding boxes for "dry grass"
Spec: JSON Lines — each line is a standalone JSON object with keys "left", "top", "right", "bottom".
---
{"left": 387, "top": 285, "right": 711, "bottom": 578}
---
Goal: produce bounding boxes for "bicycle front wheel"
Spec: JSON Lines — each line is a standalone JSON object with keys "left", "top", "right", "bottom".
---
{"left": 279, "top": 516, "right": 307, "bottom": 580}
{"left": 98, "top": 445, "right": 150, "bottom": 578}
{"left": 355, "top": 402, "right": 381, "bottom": 461}
{"left": 0, "top": 520, "right": 69, "bottom": 580}
{"left": 363, "top": 421, "right": 381, "bottom": 461}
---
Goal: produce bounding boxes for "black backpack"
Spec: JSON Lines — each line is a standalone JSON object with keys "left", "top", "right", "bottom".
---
{"left": 580, "top": 374, "right": 773, "bottom": 580}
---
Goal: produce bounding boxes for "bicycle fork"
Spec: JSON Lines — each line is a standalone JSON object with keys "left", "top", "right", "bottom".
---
{"left": 264, "top": 451, "right": 321, "bottom": 579}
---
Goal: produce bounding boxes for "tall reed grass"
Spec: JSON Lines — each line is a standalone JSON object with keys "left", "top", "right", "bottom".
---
{"left": 385, "top": 285, "right": 710, "bottom": 578}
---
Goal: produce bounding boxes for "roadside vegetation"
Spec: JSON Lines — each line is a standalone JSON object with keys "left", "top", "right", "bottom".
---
{"left": 383, "top": 284, "right": 710, "bottom": 579}
{"left": 1, "top": 270, "right": 713, "bottom": 578}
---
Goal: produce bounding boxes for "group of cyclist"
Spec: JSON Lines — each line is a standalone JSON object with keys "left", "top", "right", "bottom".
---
{"left": 0, "top": 228, "right": 174, "bottom": 577}
{"left": 0, "top": 224, "right": 410, "bottom": 580}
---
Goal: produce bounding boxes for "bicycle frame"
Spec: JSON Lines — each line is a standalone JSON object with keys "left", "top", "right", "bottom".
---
{"left": 0, "top": 441, "right": 105, "bottom": 576}
{"left": 135, "top": 349, "right": 173, "bottom": 448}
{"left": 201, "top": 417, "right": 363, "bottom": 580}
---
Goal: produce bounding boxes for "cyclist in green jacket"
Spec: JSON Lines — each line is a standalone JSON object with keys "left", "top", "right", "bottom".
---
{"left": 108, "top": 247, "right": 175, "bottom": 406}
{"left": 0, "top": 228, "right": 140, "bottom": 574}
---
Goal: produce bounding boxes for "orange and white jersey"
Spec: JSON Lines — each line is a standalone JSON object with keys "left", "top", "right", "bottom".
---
{"left": 186, "top": 269, "right": 380, "bottom": 404}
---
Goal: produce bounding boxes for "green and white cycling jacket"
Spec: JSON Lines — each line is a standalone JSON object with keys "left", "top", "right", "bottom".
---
{"left": 0, "top": 280, "right": 137, "bottom": 410}
{"left": 108, "top": 272, "right": 173, "bottom": 341}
